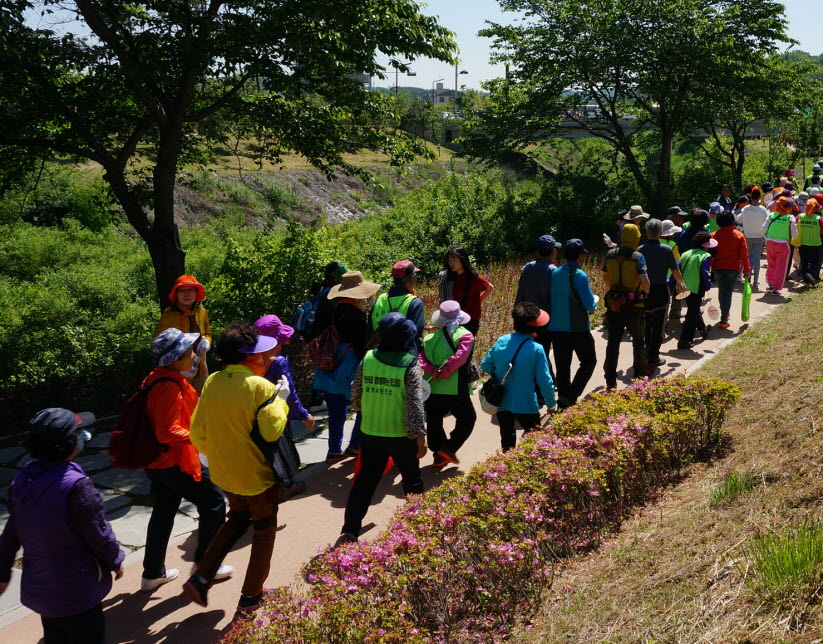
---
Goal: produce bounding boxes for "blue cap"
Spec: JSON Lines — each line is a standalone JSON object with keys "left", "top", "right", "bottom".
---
{"left": 29, "top": 408, "right": 95, "bottom": 443}
{"left": 564, "top": 238, "right": 588, "bottom": 254}
{"left": 537, "top": 234, "right": 561, "bottom": 255}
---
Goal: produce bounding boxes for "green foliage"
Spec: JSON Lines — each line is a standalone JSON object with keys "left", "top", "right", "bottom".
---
{"left": 0, "top": 165, "right": 116, "bottom": 231}
{"left": 208, "top": 221, "right": 328, "bottom": 328}
{"left": 741, "top": 520, "right": 823, "bottom": 607}
{"left": 709, "top": 471, "right": 758, "bottom": 507}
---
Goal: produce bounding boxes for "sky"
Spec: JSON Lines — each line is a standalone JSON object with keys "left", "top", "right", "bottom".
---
{"left": 374, "top": 0, "right": 823, "bottom": 92}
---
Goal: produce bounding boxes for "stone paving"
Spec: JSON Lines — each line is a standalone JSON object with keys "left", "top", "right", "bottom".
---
{"left": 0, "top": 409, "right": 344, "bottom": 622}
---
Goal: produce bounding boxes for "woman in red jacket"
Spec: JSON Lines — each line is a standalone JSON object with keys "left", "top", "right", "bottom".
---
{"left": 711, "top": 212, "right": 751, "bottom": 329}
{"left": 140, "top": 329, "right": 232, "bottom": 592}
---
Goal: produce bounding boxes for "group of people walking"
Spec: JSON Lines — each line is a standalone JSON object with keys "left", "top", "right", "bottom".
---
{"left": 0, "top": 173, "right": 818, "bottom": 641}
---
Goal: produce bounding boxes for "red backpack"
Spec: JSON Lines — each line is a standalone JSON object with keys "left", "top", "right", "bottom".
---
{"left": 108, "top": 378, "right": 177, "bottom": 470}
{"left": 308, "top": 306, "right": 351, "bottom": 372}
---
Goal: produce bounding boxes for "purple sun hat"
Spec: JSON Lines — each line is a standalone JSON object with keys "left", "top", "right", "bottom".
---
{"left": 254, "top": 314, "right": 295, "bottom": 344}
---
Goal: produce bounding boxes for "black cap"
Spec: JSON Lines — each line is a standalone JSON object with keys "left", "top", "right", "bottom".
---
{"left": 564, "top": 238, "right": 588, "bottom": 254}
{"left": 28, "top": 408, "right": 95, "bottom": 443}
{"left": 666, "top": 206, "right": 686, "bottom": 216}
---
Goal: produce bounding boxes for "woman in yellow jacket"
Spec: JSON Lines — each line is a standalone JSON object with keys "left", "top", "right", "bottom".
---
{"left": 156, "top": 275, "right": 212, "bottom": 393}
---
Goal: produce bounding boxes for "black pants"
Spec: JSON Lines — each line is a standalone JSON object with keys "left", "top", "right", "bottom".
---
{"left": 680, "top": 292, "right": 706, "bottom": 344}
{"left": 144, "top": 466, "right": 226, "bottom": 579}
{"left": 496, "top": 411, "right": 540, "bottom": 452}
{"left": 551, "top": 331, "right": 597, "bottom": 406}
{"left": 342, "top": 434, "right": 424, "bottom": 537}
{"left": 604, "top": 309, "right": 647, "bottom": 382}
{"left": 41, "top": 603, "right": 104, "bottom": 644}
{"left": 425, "top": 391, "right": 477, "bottom": 454}
{"left": 644, "top": 285, "right": 670, "bottom": 363}
{"left": 800, "top": 245, "right": 822, "bottom": 281}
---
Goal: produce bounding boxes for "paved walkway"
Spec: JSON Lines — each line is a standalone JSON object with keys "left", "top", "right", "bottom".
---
{"left": 0, "top": 261, "right": 803, "bottom": 643}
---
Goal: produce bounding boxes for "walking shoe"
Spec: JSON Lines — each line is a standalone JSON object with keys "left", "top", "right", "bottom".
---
{"left": 632, "top": 365, "right": 655, "bottom": 379}
{"left": 605, "top": 379, "right": 617, "bottom": 391}
{"left": 435, "top": 449, "right": 460, "bottom": 465}
{"left": 279, "top": 480, "right": 307, "bottom": 500}
{"left": 343, "top": 446, "right": 359, "bottom": 458}
{"left": 648, "top": 357, "right": 666, "bottom": 367}
{"left": 432, "top": 454, "right": 448, "bottom": 468}
{"left": 309, "top": 401, "right": 327, "bottom": 413}
{"left": 717, "top": 321, "right": 730, "bottom": 329}
{"left": 676, "top": 341, "right": 693, "bottom": 351}
{"left": 334, "top": 532, "right": 358, "bottom": 546}
{"left": 701, "top": 325, "right": 711, "bottom": 339}
{"left": 214, "top": 564, "right": 234, "bottom": 581}
{"left": 237, "top": 590, "right": 271, "bottom": 612}
{"left": 805, "top": 273, "right": 816, "bottom": 285}
{"left": 182, "top": 574, "right": 209, "bottom": 607}
{"left": 325, "top": 452, "right": 346, "bottom": 465}
{"left": 140, "top": 568, "right": 179, "bottom": 593}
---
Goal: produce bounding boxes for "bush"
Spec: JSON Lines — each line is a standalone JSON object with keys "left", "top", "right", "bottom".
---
{"left": 223, "top": 376, "right": 740, "bottom": 643}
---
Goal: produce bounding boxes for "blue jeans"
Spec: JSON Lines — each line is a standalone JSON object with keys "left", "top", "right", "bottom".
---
{"left": 746, "top": 237, "right": 764, "bottom": 284}
{"left": 323, "top": 392, "right": 362, "bottom": 454}
{"left": 714, "top": 269, "right": 739, "bottom": 323}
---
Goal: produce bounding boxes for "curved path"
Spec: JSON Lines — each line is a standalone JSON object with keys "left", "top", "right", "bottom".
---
{"left": 0, "top": 260, "right": 801, "bottom": 643}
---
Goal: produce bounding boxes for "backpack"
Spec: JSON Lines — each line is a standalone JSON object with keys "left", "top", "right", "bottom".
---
{"left": 108, "top": 378, "right": 176, "bottom": 470}
{"left": 308, "top": 305, "right": 351, "bottom": 371}
{"left": 293, "top": 287, "right": 331, "bottom": 338}
{"left": 249, "top": 395, "right": 301, "bottom": 487}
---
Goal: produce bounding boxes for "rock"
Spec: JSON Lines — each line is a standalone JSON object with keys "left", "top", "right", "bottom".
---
{"left": 94, "top": 469, "right": 150, "bottom": 496}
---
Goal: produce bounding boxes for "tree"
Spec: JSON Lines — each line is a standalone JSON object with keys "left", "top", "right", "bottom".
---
{"left": 471, "top": 0, "right": 791, "bottom": 214}
{"left": 0, "top": 0, "right": 455, "bottom": 307}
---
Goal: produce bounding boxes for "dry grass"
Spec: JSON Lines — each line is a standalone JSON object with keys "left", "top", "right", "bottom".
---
{"left": 516, "top": 285, "right": 823, "bottom": 643}
{"left": 416, "top": 255, "right": 607, "bottom": 360}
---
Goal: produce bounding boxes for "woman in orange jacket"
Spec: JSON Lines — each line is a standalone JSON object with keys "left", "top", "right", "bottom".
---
{"left": 156, "top": 275, "right": 212, "bottom": 393}
{"left": 140, "top": 329, "right": 232, "bottom": 593}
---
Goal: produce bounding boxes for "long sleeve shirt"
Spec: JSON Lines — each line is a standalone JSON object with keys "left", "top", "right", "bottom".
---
{"left": 265, "top": 355, "right": 309, "bottom": 421}
{"left": 349, "top": 360, "right": 426, "bottom": 439}
{"left": 418, "top": 330, "right": 474, "bottom": 379}
{"left": 514, "top": 258, "right": 555, "bottom": 311}
{"left": 711, "top": 227, "right": 751, "bottom": 273}
{"left": 480, "top": 332, "right": 556, "bottom": 414}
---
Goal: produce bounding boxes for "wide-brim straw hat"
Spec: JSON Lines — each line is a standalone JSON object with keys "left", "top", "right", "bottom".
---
{"left": 624, "top": 205, "right": 650, "bottom": 220}
{"left": 327, "top": 271, "right": 381, "bottom": 300}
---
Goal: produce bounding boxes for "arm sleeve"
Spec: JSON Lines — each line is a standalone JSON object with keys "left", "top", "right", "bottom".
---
{"left": 418, "top": 350, "right": 437, "bottom": 376}
{"left": 480, "top": 346, "right": 496, "bottom": 379}
{"left": 189, "top": 399, "right": 207, "bottom": 455}
{"left": 476, "top": 274, "right": 492, "bottom": 291}
{"left": 200, "top": 309, "right": 212, "bottom": 344}
{"left": 790, "top": 216, "right": 798, "bottom": 239}
{"left": 404, "top": 365, "right": 426, "bottom": 439}
{"left": 0, "top": 498, "right": 19, "bottom": 584}
{"left": 533, "top": 346, "right": 556, "bottom": 409}
{"left": 575, "top": 271, "right": 598, "bottom": 313}
{"left": 634, "top": 254, "right": 647, "bottom": 275}
{"left": 666, "top": 249, "right": 679, "bottom": 274}
{"left": 147, "top": 382, "right": 192, "bottom": 446}
{"left": 701, "top": 256, "right": 713, "bottom": 291}
{"left": 407, "top": 298, "right": 426, "bottom": 351}
{"left": 279, "top": 360, "right": 309, "bottom": 420}
{"left": 349, "top": 362, "right": 364, "bottom": 413}
{"left": 66, "top": 479, "right": 125, "bottom": 573}
{"left": 739, "top": 236, "right": 751, "bottom": 273}
{"left": 439, "top": 332, "right": 474, "bottom": 379}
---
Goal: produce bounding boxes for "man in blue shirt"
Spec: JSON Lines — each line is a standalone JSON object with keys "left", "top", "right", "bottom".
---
{"left": 515, "top": 234, "right": 561, "bottom": 378}
{"left": 547, "top": 239, "right": 598, "bottom": 408}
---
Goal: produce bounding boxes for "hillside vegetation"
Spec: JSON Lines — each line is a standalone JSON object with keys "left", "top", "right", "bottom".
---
{"left": 519, "top": 286, "right": 823, "bottom": 642}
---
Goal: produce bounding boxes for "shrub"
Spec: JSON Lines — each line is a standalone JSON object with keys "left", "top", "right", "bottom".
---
{"left": 223, "top": 376, "right": 739, "bottom": 643}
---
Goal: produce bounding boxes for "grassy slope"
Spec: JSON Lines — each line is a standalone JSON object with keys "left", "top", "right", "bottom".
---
{"left": 519, "top": 286, "right": 823, "bottom": 643}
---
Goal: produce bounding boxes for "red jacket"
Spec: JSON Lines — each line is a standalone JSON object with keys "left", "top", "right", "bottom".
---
{"left": 711, "top": 226, "right": 751, "bottom": 273}
{"left": 144, "top": 367, "right": 202, "bottom": 480}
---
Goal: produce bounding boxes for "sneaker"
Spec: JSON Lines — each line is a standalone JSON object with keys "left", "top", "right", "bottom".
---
{"left": 677, "top": 341, "right": 693, "bottom": 350}
{"left": 309, "top": 401, "right": 327, "bottom": 413}
{"left": 141, "top": 568, "right": 179, "bottom": 593}
{"left": 605, "top": 379, "right": 617, "bottom": 391}
{"left": 237, "top": 590, "right": 270, "bottom": 612}
{"left": 435, "top": 449, "right": 460, "bottom": 465}
{"left": 325, "top": 452, "right": 346, "bottom": 465}
{"left": 717, "top": 321, "right": 730, "bottom": 329}
{"left": 182, "top": 575, "right": 209, "bottom": 607}
{"left": 805, "top": 273, "right": 815, "bottom": 285}
{"left": 343, "top": 446, "right": 359, "bottom": 458}
{"left": 432, "top": 453, "right": 448, "bottom": 468}
{"left": 648, "top": 357, "right": 666, "bottom": 367}
{"left": 214, "top": 564, "right": 234, "bottom": 581}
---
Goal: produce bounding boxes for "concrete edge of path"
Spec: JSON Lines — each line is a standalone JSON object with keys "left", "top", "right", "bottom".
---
{"left": 685, "top": 302, "right": 781, "bottom": 375}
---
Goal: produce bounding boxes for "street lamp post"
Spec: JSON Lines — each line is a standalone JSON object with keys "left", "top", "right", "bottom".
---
{"left": 454, "top": 64, "right": 468, "bottom": 110}
{"left": 431, "top": 78, "right": 444, "bottom": 105}
{"left": 390, "top": 59, "right": 416, "bottom": 96}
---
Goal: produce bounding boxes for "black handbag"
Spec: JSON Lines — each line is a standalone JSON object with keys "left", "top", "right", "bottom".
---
{"left": 479, "top": 338, "right": 530, "bottom": 415}
{"left": 249, "top": 394, "right": 301, "bottom": 487}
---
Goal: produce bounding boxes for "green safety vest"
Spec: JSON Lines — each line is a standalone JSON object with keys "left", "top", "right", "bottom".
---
{"left": 766, "top": 213, "right": 792, "bottom": 241}
{"left": 360, "top": 350, "right": 412, "bottom": 438}
{"left": 679, "top": 248, "right": 709, "bottom": 294}
{"left": 370, "top": 293, "right": 415, "bottom": 330}
{"left": 662, "top": 239, "right": 679, "bottom": 277}
{"left": 799, "top": 214, "right": 822, "bottom": 246}
{"left": 421, "top": 326, "right": 472, "bottom": 396}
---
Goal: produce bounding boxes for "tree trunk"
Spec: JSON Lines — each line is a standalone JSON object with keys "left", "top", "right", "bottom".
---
{"left": 151, "top": 130, "right": 186, "bottom": 310}
{"left": 652, "top": 128, "right": 674, "bottom": 217}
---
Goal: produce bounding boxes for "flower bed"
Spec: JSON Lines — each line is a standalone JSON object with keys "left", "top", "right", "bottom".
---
{"left": 223, "top": 376, "right": 740, "bottom": 643}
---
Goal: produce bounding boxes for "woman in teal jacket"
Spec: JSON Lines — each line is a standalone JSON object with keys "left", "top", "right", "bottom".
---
{"left": 481, "top": 302, "right": 557, "bottom": 451}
